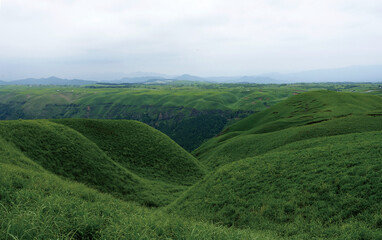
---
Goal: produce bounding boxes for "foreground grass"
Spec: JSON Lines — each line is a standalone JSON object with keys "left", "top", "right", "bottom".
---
{"left": 0, "top": 163, "right": 277, "bottom": 240}
{"left": 170, "top": 131, "right": 382, "bottom": 239}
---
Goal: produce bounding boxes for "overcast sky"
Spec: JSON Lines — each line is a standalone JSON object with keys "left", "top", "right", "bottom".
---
{"left": 0, "top": 0, "right": 382, "bottom": 80}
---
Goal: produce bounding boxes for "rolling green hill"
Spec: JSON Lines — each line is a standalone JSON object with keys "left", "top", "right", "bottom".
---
{"left": 222, "top": 90, "right": 382, "bottom": 134}
{"left": 51, "top": 119, "right": 205, "bottom": 185}
{"left": 0, "top": 120, "right": 204, "bottom": 207}
{"left": 195, "top": 91, "right": 382, "bottom": 169}
{"left": 168, "top": 91, "right": 382, "bottom": 239}
{"left": 170, "top": 131, "right": 382, "bottom": 239}
{"left": 0, "top": 119, "right": 276, "bottom": 240}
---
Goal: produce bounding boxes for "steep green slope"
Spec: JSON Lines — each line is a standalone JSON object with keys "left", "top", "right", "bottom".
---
{"left": 196, "top": 115, "right": 382, "bottom": 169}
{"left": 0, "top": 164, "right": 278, "bottom": 239}
{"left": 224, "top": 90, "right": 382, "bottom": 134}
{"left": 51, "top": 119, "right": 205, "bottom": 185}
{"left": 0, "top": 120, "right": 201, "bottom": 206}
{"left": 169, "top": 91, "right": 382, "bottom": 239}
{"left": 170, "top": 131, "right": 382, "bottom": 239}
{"left": 195, "top": 91, "right": 382, "bottom": 169}
{"left": 0, "top": 136, "right": 44, "bottom": 171}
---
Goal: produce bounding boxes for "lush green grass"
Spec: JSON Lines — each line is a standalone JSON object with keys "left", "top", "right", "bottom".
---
{"left": 0, "top": 119, "right": 268, "bottom": 240}
{"left": 0, "top": 137, "right": 44, "bottom": 172}
{"left": 223, "top": 90, "right": 382, "bottom": 134}
{"left": 195, "top": 115, "right": 382, "bottom": 169}
{"left": 0, "top": 119, "right": 274, "bottom": 239}
{"left": 170, "top": 131, "right": 382, "bottom": 239}
{"left": 0, "top": 164, "right": 278, "bottom": 240}
{"left": 195, "top": 91, "right": 382, "bottom": 169}
{"left": 51, "top": 119, "right": 205, "bottom": 185}
{"left": 0, "top": 120, "right": 204, "bottom": 207}
{"left": 166, "top": 90, "right": 382, "bottom": 239}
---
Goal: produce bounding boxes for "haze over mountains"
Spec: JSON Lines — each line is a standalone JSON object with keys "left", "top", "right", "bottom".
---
{"left": 1, "top": 65, "right": 381, "bottom": 85}
{"left": 0, "top": 77, "right": 97, "bottom": 86}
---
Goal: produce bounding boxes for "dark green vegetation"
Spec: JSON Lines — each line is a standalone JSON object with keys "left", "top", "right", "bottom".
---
{"left": 1, "top": 88, "right": 382, "bottom": 239}
{"left": 0, "top": 82, "right": 380, "bottom": 151}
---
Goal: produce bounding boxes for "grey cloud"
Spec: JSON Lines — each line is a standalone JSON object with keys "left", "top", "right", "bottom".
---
{"left": 0, "top": 0, "right": 381, "bottom": 79}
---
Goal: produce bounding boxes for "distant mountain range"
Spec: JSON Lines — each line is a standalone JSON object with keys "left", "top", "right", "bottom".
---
{"left": 1, "top": 65, "right": 381, "bottom": 85}
{"left": 0, "top": 76, "right": 97, "bottom": 85}
{"left": 110, "top": 76, "right": 166, "bottom": 84}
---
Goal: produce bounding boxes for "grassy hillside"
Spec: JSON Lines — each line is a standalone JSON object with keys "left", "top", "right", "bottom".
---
{"left": 223, "top": 90, "right": 382, "bottom": 134}
{"left": 196, "top": 115, "right": 382, "bottom": 169}
{"left": 195, "top": 91, "right": 382, "bottom": 169}
{"left": 170, "top": 131, "right": 382, "bottom": 239}
{"left": 168, "top": 91, "right": 382, "bottom": 239}
{"left": 51, "top": 119, "right": 205, "bottom": 185}
{"left": 0, "top": 137, "right": 44, "bottom": 172}
{"left": 0, "top": 162, "right": 277, "bottom": 239}
{"left": 0, "top": 120, "right": 204, "bottom": 207}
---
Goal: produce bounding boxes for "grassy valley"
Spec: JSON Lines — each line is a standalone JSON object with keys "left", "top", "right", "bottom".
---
{"left": 0, "top": 118, "right": 276, "bottom": 239}
{"left": 0, "top": 82, "right": 380, "bottom": 151}
{"left": 0, "top": 87, "right": 381, "bottom": 239}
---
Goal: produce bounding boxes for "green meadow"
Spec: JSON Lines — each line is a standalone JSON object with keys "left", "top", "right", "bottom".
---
{"left": 0, "top": 83, "right": 382, "bottom": 239}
